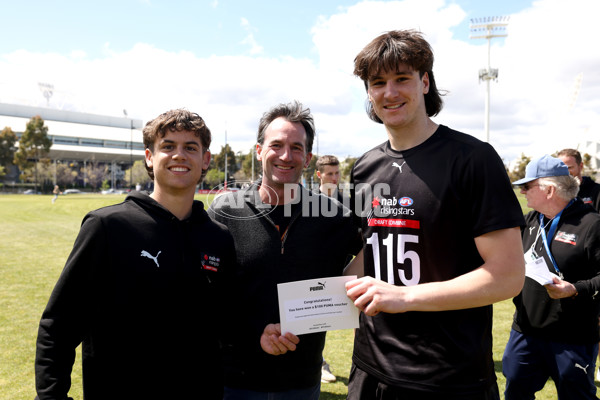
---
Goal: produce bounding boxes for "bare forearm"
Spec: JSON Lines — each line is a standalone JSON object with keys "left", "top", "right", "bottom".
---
{"left": 400, "top": 261, "right": 524, "bottom": 312}
{"left": 343, "top": 249, "right": 364, "bottom": 277}
{"left": 346, "top": 227, "right": 525, "bottom": 315}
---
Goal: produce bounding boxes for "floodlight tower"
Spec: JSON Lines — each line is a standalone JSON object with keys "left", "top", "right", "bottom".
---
{"left": 469, "top": 16, "right": 509, "bottom": 143}
{"left": 38, "top": 82, "right": 54, "bottom": 107}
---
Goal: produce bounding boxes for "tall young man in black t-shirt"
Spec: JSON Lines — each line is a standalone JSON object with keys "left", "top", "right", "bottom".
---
{"left": 344, "top": 30, "right": 526, "bottom": 399}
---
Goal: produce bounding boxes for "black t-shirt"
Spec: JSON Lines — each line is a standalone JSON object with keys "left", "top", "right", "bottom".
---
{"left": 350, "top": 125, "right": 524, "bottom": 394}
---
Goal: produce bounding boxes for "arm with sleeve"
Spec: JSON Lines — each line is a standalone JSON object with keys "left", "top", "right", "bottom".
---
{"left": 35, "top": 215, "right": 105, "bottom": 400}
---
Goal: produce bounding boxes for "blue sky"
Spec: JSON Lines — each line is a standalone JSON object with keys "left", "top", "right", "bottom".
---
{"left": 0, "top": 0, "right": 530, "bottom": 58}
{"left": 1, "top": 0, "right": 598, "bottom": 163}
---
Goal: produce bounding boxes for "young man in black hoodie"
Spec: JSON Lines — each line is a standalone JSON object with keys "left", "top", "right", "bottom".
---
{"left": 35, "top": 109, "right": 234, "bottom": 400}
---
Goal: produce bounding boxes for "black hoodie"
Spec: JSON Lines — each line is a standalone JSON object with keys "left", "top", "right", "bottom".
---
{"left": 35, "top": 191, "right": 235, "bottom": 400}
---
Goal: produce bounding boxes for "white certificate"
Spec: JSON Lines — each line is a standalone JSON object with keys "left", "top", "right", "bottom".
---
{"left": 277, "top": 276, "right": 360, "bottom": 336}
{"left": 525, "top": 257, "right": 558, "bottom": 286}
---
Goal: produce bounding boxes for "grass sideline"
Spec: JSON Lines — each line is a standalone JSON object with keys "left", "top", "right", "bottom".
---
{"left": 0, "top": 191, "right": 590, "bottom": 399}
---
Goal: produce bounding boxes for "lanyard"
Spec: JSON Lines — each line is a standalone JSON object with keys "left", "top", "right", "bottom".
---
{"left": 539, "top": 199, "right": 574, "bottom": 274}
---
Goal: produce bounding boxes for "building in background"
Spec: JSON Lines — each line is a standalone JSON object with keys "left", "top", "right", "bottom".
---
{"left": 0, "top": 102, "right": 144, "bottom": 190}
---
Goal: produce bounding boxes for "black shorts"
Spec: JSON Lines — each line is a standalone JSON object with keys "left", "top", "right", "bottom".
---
{"left": 347, "top": 363, "right": 500, "bottom": 400}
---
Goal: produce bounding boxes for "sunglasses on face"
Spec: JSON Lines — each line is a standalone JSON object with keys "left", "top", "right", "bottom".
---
{"left": 522, "top": 182, "right": 543, "bottom": 191}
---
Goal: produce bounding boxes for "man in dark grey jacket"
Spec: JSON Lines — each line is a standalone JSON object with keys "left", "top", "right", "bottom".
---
{"left": 209, "top": 101, "right": 360, "bottom": 400}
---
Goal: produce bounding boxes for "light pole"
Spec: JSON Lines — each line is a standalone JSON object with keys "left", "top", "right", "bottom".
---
{"left": 38, "top": 82, "right": 54, "bottom": 107}
{"left": 224, "top": 126, "right": 228, "bottom": 190}
{"left": 251, "top": 145, "right": 255, "bottom": 182}
{"left": 469, "top": 16, "right": 509, "bottom": 143}
{"left": 124, "top": 109, "right": 133, "bottom": 189}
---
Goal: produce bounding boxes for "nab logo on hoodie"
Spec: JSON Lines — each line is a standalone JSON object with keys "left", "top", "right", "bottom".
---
{"left": 201, "top": 253, "right": 221, "bottom": 272}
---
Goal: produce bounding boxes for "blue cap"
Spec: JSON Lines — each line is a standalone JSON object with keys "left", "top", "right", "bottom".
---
{"left": 512, "top": 155, "right": 570, "bottom": 185}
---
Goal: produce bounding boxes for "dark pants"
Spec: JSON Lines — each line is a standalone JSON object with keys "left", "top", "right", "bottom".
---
{"left": 347, "top": 364, "right": 500, "bottom": 400}
{"left": 502, "top": 329, "right": 599, "bottom": 400}
{"left": 223, "top": 383, "right": 320, "bottom": 400}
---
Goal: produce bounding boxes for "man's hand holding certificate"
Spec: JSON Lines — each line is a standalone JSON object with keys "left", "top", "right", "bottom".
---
{"left": 277, "top": 276, "right": 360, "bottom": 336}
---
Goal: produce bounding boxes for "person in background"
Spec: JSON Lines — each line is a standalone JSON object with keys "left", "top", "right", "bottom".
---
{"left": 51, "top": 185, "right": 61, "bottom": 204}
{"left": 35, "top": 109, "right": 234, "bottom": 400}
{"left": 315, "top": 154, "right": 343, "bottom": 202}
{"left": 557, "top": 148, "right": 600, "bottom": 382}
{"left": 345, "top": 29, "right": 525, "bottom": 400}
{"left": 314, "top": 154, "right": 345, "bottom": 384}
{"left": 503, "top": 154, "right": 600, "bottom": 399}
{"left": 557, "top": 148, "right": 600, "bottom": 211}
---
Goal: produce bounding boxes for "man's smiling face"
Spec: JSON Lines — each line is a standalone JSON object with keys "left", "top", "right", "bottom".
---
{"left": 256, "top": 117, "right": 312, "bottom": 191}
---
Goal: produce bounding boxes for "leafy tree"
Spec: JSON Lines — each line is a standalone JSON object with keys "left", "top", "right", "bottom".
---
{"left": 0, "top": 127, "right": 17, "bottom": 170}
{"left": 204, "top": 169, "right": 225, "bottom": 189}
{"left": 213, "top": 144, "right": 238, "bottom": 175}
{"left": 13, "top": 116, "right": 52, "bottom": 191}
{"left": 302, "top": 153, "right": 319, "bottom": 187}
{"left": 583, "top": 153, "right": 592, "bottom": 168}
{"left": 123, "top": 160, "right": 152, "bottom": 188}
{"left": 582, "top": 153, "right": 597, "bottom": 178}
{"left": 17, "top": 159, "right": 54, "bottom": 192}
{"left": 18, "top": 160, "right": 45, "bottom": 185}
{"left": 16, "top": 164, "right": 34, "bottom": 184}
{"left": 241, "top": 147, "right": 261, "bottom": 181}
{"left": 507, "top": 153, "right": 531, "bottom": 183}
{"left": 55, "top": 162, "right": 78, "bottom": 188}
{"left": 83, "top": 162, "right": 109, "bottom": 190}
{"left": 341, "top": 156, "right": 357, "bottom": 183}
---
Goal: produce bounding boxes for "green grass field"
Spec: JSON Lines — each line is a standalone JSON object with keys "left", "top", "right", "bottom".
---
{"left": 0, "top": 192, "right": 594, "bottom": 399}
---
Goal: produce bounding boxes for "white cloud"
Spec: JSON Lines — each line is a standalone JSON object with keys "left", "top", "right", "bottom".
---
{"left": 311, "top": 0, "right": 600, "bottom": 161}
{"left": 1, "top": 0, "right": 598, "bottom": 164}
{"left": 240, "top": 17, "right": 264, "bottom": 55}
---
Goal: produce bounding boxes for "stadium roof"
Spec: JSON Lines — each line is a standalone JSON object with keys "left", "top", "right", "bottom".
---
{"left": 0, "top": 102, "right": 145, "bottom": 164}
